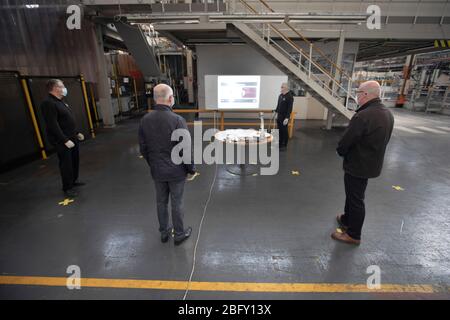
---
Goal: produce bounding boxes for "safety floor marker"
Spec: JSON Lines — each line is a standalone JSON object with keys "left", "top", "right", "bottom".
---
{"left": 58, "top": 199, "right": 74, "bottom": 206}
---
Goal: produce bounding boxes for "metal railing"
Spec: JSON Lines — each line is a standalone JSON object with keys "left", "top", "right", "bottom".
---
{"left": 151, "top": 108, "right": 297, "bottom": 138}
{"left": 237, "top": 0, "right": 356, "bottom": 109}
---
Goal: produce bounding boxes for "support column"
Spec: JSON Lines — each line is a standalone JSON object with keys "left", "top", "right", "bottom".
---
{"left": 228, "top": 0, "right": 236, "bottom": 13}
{"left": 327, "top": 30, "right": 345, "bottom": 130}
{"left": 395, "top": 54, "right": 415, "bottom": 108}
{"left": 334, "top": 30, "right": 345, "bottom": 88}
{"left": 94, "top": 25, "right": 115, "bottom": 127}
{"left": 185, "top": 49, "right": 194, "bottom": 104}
{"left": 325, "top": 110, "right": 334, "bottom": 130}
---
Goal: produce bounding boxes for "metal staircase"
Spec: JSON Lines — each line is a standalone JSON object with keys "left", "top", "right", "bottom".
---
{"left": 112, "top": 0, "right": 356, "bottom": 119}
{"left": 230, "top": 0, "right": 356, "bottom": 120}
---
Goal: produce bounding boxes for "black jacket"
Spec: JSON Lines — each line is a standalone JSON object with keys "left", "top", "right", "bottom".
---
{"left": 138, "top": 104, "right": 195, "bottom": 182}
{"left": 40, "top": 94, "right": 78, "bottom": 145}
{"left": 275, "top": 91, "right": 294, "bottom": 120}
{"left": 337, "top": 98, "right": 394, "bottom": 179}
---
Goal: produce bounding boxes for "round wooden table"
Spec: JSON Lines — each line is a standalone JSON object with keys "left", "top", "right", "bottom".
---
{"left": 214, "top": 129, "right": 273, "bottom": 176}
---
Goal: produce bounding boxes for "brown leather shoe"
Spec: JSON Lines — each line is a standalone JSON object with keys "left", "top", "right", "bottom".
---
{"left": 331, "top": 230, "right": 361, "bottom": 245}
{"left": 336, "top": 214, "right": 348, "bottom": 231}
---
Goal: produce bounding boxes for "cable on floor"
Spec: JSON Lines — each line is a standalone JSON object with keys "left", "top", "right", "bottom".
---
{"left": 182, "top": 112, "right": 219, "bottom": 300}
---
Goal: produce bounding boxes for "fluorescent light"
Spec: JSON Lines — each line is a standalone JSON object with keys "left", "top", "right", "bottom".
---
{"left": 25, "top": 4, "right": 39, "bottom": 9}
{"left": 153, "top": 20, "right": 199, "bottom": 25}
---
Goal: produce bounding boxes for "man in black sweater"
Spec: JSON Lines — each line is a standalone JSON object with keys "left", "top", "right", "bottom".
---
{"left": 41, "top": 79, "right": 85, "bottom": 198}
{"left": 275, "top": 82, "right": 294, "bottom": 150}
{"left": 333, "top": 81, "right": 394, "bottom": 245}
{"left": 139, "top": 84, "right": 196, "bottom": 245}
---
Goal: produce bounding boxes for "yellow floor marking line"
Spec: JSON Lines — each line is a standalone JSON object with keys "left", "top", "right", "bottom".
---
{"left": 0, "top": 276, "right": 446, "bottom": 294}
{"left": 392, "top": 186, "right": 405, "bottom": 191}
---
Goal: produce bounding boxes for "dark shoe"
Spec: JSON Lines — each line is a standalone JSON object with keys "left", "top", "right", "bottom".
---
{"left": 161, "top": 228, "right": 173, "bottom": 243}
{"left": 331, "top": 230, "right": 361, "bottom": 245}
{"left": 174, "top": 227, "right": 192, "bottom": 246}
{"left": 63, "top": 189, "right": 78, "bottom": 198}
{"left": 161, "top": 233, "right": 169, "bottom": 243}
{"left": 73, "top": 181, "right": 86, "bottom": 187}
{"left": 336, "top": 214, "right": 348, "bottom": 231}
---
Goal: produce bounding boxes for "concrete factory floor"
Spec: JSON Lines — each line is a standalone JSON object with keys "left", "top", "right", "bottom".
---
{"left": 0, "top": 108, "right": 449, "bottom": 299}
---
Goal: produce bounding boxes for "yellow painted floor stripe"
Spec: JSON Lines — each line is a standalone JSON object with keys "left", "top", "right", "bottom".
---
{"left": 0, "top": 276, "right": 446, "bottom": 294}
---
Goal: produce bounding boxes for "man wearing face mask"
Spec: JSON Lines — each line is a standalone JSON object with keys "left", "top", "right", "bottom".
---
{"left": 274, "top": 82, "right": 293, "bottom": 150}
{"left": 138, "top": 84, "right": 195, "bottom": 245}
{"left": 333, "top": 81, "right": 394, "bottom": 245}
{"left": 41, "top": 79, "right": 85, "bottom": 198}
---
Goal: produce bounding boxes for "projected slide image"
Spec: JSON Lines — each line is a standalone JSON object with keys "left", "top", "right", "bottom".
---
{"left": 218, "top": 76, "right": 260, "bottom": 109}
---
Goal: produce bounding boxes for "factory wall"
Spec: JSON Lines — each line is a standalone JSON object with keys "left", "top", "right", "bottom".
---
{"left": 0, "top": 0, "right": 98, "bottom": 82}
{"left": 195, "top": 42, "right": 357, "bottom": 120}
{"left": 196, "top": 44, "right": 286, "bottom": 110}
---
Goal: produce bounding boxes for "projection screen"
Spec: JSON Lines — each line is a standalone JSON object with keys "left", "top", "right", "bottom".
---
{"left": 205, "top": 75, "right": 288, "bottom": 110}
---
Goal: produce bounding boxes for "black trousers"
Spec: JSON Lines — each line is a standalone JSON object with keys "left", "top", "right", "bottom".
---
{"left": 55, "top": 140, "right": 79, "bottom": 191}
{"left": 277, "top": 119, "right": 289, "bottom": 147}
{"left": 341, "top": 172, "right": 368, "bottom": 240}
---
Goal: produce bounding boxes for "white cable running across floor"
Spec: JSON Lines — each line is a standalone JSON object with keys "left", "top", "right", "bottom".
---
{"left": 183, "top": 112, "right": 219, "bottom": 300}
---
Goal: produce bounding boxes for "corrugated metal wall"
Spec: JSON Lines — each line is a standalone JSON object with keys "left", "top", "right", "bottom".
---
{"left": 0, "top": 71, "right": 40, "bottom": 170}
{"left": 0, "top": 0, "right": 98, "bottom": 82}
{"left": 0, "top": 72, "right": 94, "bottom": 172}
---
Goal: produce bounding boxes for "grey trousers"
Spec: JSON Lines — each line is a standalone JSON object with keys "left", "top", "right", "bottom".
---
{"left": 154, "top": 179, "right": 186, "bottom": 238}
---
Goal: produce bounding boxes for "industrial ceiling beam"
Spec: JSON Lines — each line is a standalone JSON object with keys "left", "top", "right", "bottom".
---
{"left": 123, "top": 13, "right": 368, "bottom": 24}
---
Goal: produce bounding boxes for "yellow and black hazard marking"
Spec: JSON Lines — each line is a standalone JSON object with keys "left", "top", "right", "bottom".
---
{"left": 434, "top": 40, "right": 450, "bottom": 48}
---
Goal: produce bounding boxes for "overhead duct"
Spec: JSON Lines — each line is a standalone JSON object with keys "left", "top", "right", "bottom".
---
{"left": 115, "top": 20, "right": 162, "bottom": 77}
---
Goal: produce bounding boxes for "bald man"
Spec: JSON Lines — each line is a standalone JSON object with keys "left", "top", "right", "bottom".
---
{"left": 138, "top": 84, "right": 195, "bottom": 245}
{"left": 333, "top": 81, "right": 394, "bottom": 245}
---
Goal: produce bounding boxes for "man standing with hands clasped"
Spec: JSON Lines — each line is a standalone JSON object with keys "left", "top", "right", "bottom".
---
{"left": 41, "top": 79, "right": 86, "bottom": 198}
{"left": 274, "top": 82, "right": 293, "bottom": 150}
{"left": 333, "top": 81, "right": 394, "bottom": 245}
{"left": 139, "top": 83, "right": 196, "bottom": 246}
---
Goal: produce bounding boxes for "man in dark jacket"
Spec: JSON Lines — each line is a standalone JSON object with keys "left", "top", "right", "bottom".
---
{"left": 333, "top": 81, "right": 394, "bottom": 245}
{"left": 275, "top": 83, "right": 294, "bottom": 150}
{"left": 139, "top": 84, "right": 195, "bottom": 245}
{"left": 41, "top": 79, "right": 86, "bottom": 198}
